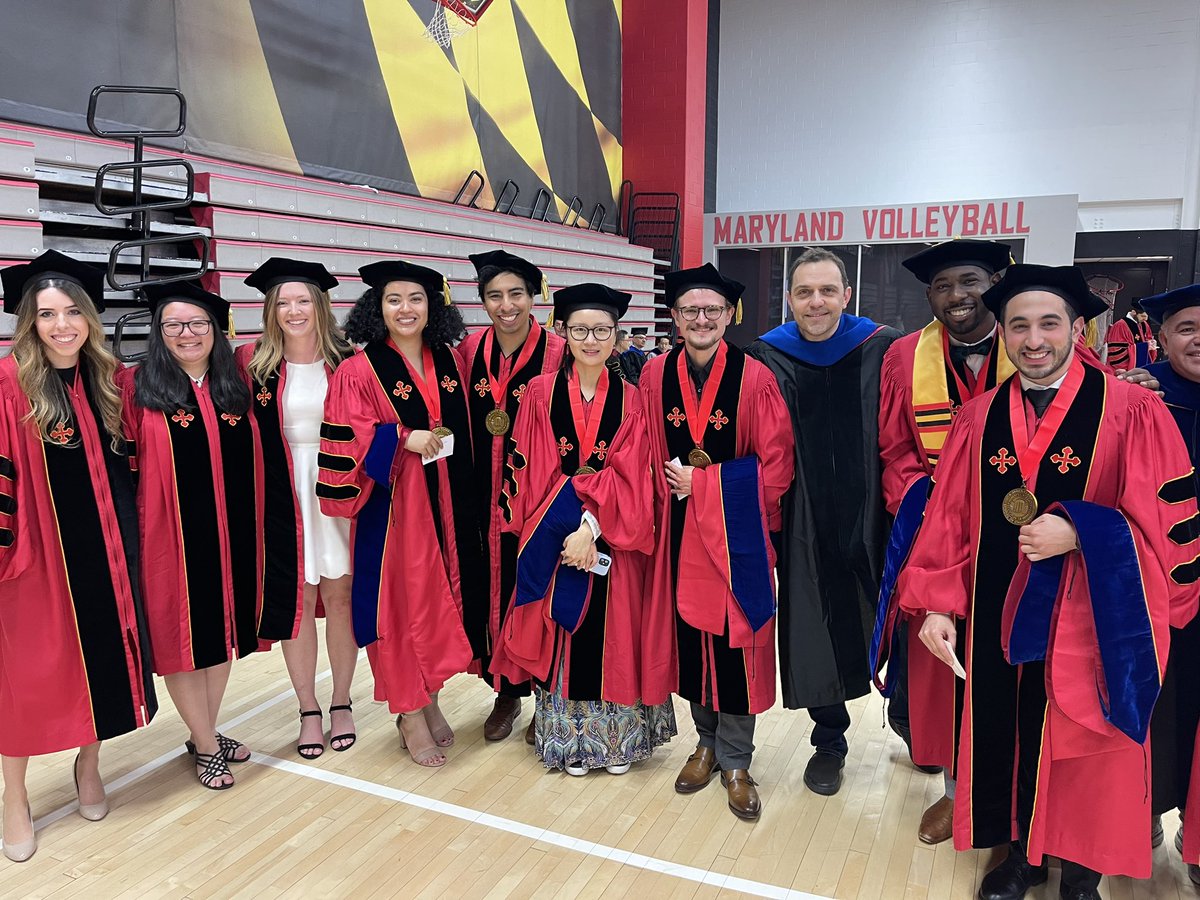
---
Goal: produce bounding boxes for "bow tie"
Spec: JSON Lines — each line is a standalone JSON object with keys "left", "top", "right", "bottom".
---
{"left": 1024, "top": 387, "right": 1058, "bottom": 418}
{"left": 949, "top": 336, "right": 994, "bottom": 364}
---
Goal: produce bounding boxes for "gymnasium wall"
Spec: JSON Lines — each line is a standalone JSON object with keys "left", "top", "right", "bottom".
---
{"left": 0, "top": 0, "right": 623, "bottom": 223}
{"left": 716, "top": 0, "right": 1200, "bottom": 232}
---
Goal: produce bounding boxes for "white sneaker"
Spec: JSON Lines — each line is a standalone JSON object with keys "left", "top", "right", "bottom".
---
{"left": 605, "top": 763, "right": 631, "bottom": 775}
{"left": 565, "top": 761, "right": 589, "bottom": 777}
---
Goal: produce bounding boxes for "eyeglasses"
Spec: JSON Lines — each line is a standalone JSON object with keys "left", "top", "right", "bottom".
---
{"left": 161, "top": 319, "right": 212, "bottom": 337}
{"left": 674, "top": 305, "right": 728, "bottom": 322}
{"left": 566, "top": 325, "right": 615, "bottom": 341}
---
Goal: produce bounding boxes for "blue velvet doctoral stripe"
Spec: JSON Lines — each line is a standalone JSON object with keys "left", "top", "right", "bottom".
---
{"left": 1010, "top": 500, "right": 1161, "bottom": 743}
{"left": 515, "top": 479, "right": 590, "bottom": 632}
{"left": 364, "top": 424, "right": 399, "bottom": 486}
{"left": 719, "top": 456, "right": 775, "bottom": 633}
{"left": 869, "top": 475, "right": 931, "bottom": 697}
{"left": 757, "top": 314, "right": 883, "bottom": 367}
{"left": 1149, "top": 360, "right": 1200, "bottom": 413}
{"left": 1006, "top": 553, "right": 1065, "bottom": 664}
{"left": 350, "top": 484, "right": 389, "bottom": 647}
{"left": 350, "top": 425, "right": 404, "bottom": 646}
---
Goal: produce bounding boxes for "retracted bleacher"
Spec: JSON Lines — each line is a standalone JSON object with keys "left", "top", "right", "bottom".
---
{"left": 0, "top": 119, "right": 659, "bottom": 347}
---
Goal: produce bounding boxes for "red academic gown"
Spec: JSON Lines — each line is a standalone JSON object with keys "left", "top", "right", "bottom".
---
{"left": 491, "top": 371, "right": 655, "bottom": 704}
{"left": 1106, "top": 315, "right": 1158, "bottom": 370}
{"left": 877, "top": 327, "right": 1112, "bottom": 770}
{"left": 459, "top": 322, "right": 565, "bottom": 687}
{"left": 639, "top": 343, "right": 794, "bottom": 714}
{"left": 0, "top": 357, "right": 156, "bottom": 755}
{"left": 234, "top": 343, "right": 307, "bottom": 633}
{"left": 317, "top": 340, "right": 479, "bottom": 712}
{"left": 123, "top": 369, "right": 269, "bottom": 676}
{"left": 896, "top": 358, "right": 1199, "bottom": 877}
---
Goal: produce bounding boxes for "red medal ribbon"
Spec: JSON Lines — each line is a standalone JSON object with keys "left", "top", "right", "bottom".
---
{"left": 483, "top": 323, "right": 541, "bottom": 412}
{"left": 392, "top": 339, "right": 443, "bottom": 427}
{"left": 567, "top": 366, "right": 610, "bottom": 466}
{"left": 1007, "top": 358, "right": 1084, "bottom": 486}
{"left": 675, "top": 342, "right": 728, "bottom": 450}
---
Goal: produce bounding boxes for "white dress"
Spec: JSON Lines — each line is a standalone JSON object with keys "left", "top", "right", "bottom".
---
{"left": 282, "top": 360, "right": 352, "bottom": 584}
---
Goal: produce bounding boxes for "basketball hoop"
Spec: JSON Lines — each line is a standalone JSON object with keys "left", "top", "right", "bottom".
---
{"left": 423, "top": 0, "right": 493, "bottom": 48}
{"left": 1086, "top": 274, "right": 1124, "bottom": 310}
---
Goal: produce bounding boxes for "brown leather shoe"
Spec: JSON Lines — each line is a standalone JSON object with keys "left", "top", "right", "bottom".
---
{"left": 918, "top": 795, "right": 953, "bottom": 844}
{"left": 720, "top": 769, "right": 761, "bottom": 821}
{"left": 674, "top": 746, "right": 718, "bottom": 794}
{"left": 483, "top": 696, "right": 521, "bottom": 741}
{"left": 524, "top": 716, "right": 535, "bottom": 745}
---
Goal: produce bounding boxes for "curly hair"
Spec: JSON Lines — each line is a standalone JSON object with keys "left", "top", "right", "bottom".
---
{"left": 343, "top": 285, "right": 466, "bottom": 348}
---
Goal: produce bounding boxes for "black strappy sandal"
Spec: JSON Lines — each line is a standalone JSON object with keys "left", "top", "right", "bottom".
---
{"left": 328, "top": 701, "right": 356, "bottom": 752}
{"left": 194, "top": 751, "right": 234, "bottom": 791}
{"left": 297, "top": 709, "right": 324, "bottom": 759}
{"left": 185, "top": 732, "right": 251, "bottom": 764}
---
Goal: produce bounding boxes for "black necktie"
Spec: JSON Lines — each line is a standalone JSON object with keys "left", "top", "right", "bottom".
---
{"left": 949, "top": 336, "right": 994, "bottom": 364}
{"left": 1024, "top": 387, "right": 1058, "bottom": 418}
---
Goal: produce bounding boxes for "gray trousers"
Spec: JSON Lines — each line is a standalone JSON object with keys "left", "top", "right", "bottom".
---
{"left": 691, "top": 702, "right": 756, "bottom": 770}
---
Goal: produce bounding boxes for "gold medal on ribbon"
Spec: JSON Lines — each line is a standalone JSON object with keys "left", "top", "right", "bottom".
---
{"left": 485, "top": 408, "right": 511, "bottom": 435}
{"left": 1002, "top": 487, "right": 1038, "bottom": 526}
{"left": 688, "top": 447, "right": 713, "bottom": 469}
{"left": 432, "top": 426, "right": 453, "bottom": 439}
{"left": 575, "top": 465, "right": 597, "bottom": 476}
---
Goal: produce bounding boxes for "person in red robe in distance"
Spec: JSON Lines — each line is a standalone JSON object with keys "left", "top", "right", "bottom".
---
{"left": 0, "top": 252, "right": 157, "bottom": 862}
{"left": 641, "top": 263, "right": 794, "bottom": 821}
{"left": 492, "top": 282, "right": 676, "bottom": 775}
{"left": 1105, "top": 297, "right": 1158, "bottom": 370}
{"left": 126, "top": 279, "right": 273, "bottom": 791}
{"left": 238, "top": 257, "right": 358, "bottom": 759}
{"left": 459, "top": 249, "right": 565, "bottom": 744}
{"left": 899, "top": 264, "right": 1200, "bottom": 900}
{"left": 318, "top": 260, "right": 482, "bottom": 768}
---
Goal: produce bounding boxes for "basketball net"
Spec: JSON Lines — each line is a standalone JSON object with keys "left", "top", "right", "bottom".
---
{"left": 423, "top": 4, "right": 470, "bottom": 47}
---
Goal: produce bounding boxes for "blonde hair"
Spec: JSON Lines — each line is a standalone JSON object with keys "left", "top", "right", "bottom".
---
{"left": 247, "top": 281, "right": 353, "bottom": 383}
{"left": 12, "top": 278, "right": 124, "bottom": 451}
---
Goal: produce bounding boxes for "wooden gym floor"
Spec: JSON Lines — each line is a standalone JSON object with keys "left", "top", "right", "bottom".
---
{"left": 3, "top": 635, "right": 1195, "bottom": 899}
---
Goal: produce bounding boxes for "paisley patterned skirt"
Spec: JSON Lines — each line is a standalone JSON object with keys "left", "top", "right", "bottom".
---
{"left": 533, "top": 681, "right": 678, "bottom": 771}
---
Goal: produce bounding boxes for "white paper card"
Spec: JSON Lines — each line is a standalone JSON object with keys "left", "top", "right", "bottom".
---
{"left": 422, "top": 433, "right": 455, "bottom": 465}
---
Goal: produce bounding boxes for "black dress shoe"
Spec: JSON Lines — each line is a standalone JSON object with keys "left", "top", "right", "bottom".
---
{"left": 978, "top": 850, "right": 1047, "bottom": 900}
{"left": 1058, "top": 886, "right": 1100, "bottom": 900}
{"left": 888, "top": 714, "right": 942, "bottom": 775}
{"left": 803, "top": 750, "right": 845, "bottom": 796}
{"left": 1151, "top": 813, "right": 1164, "bottom": 848}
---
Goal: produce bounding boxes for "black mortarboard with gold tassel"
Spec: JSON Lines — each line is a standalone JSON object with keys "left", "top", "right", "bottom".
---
{"left": 663, "top": 263, "right": 745, "bottom": 325}
{"left": 142, "top": 278, "right": 236, "bottom": 337}
{"left": 358, "top": 259, "right": 451, "bottom": 305}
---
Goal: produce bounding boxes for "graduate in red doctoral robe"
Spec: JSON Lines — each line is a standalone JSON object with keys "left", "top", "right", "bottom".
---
{"left": 874, "top": 239, "right": 1015, "bottom": 844}
{"left": 492, "top": 283, "right": 676, "bottom": 775}
{"left": 238, "top": 257, "right": 358, "bottom": 759}
{"left": 1106, "top": 299, "right": 1159, "bottom": 370}
{"left": 641, "top": 264, "right": 794, "bottom": 822}
{"left": 459, "top": 249, "right": 565, "bottom": 744}
{"left": 0, "top": 252, "right": 156, "bottom": 862}
{"left": 318, "top": 260, "right": 482, "bottom": 769}
{"left": 899, "top": 264, "right": 1200, "bottom": 898}
{"left": 126, "top": 279, "right": 270, "bottom": 792}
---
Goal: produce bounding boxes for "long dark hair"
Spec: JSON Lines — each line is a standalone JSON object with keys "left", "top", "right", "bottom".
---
{"left": 343, "top": 286, "right": 466, "bottom": 348}
{"left": 134, "top": 304, "right": 251, "bottom": 414}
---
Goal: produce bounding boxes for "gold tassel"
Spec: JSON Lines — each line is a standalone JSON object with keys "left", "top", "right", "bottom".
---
{"left": 227, "top": 311, "right": 236, "bottom": 339}
{"left": 442, "top": 276, "right": 452, "bottom": 306}
{"left": 545, "top": 308, "right": 555, "bottom": 328}
{"left": 540, "top": 274, "right": 550, "bottom": 300}
{"left": 735, "top": 298, "right": 743, "bottom": 326}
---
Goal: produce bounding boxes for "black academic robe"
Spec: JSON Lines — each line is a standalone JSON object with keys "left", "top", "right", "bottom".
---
{"left": 746, "top": 316, "right": 900, "bottom": 709}
{"left": 1148, "top": 360, "right": 1200, "bottom": 814}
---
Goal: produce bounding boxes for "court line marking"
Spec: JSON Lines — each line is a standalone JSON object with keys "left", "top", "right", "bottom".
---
{"left": 252, "top": 753, "right": 828, "bottom": 900}
{"left": 22, "top": 658, "right": 829, "bottom": 900}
